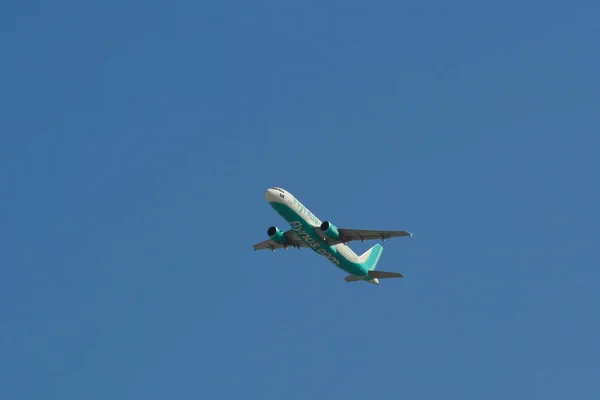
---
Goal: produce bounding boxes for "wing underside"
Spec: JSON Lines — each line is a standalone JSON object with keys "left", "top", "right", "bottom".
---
{"left": 327, "top": 228, "right": 412, "bottom": 245}
{"left": 253, "top": 227, "right": 412, "bottom": 250}
{"left": 253, "top": 229, "right": 309, "bottom": 251}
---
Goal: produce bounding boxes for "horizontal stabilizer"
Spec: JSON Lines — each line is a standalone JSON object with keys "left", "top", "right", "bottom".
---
{"left": 368, "top": 270, "right": 403, "bottom": 279}
{"left": 344, "top": 270, "right": 404, "bottom": 283}
{"left": 344, "top": 275, "right": 363, "bottom": 282}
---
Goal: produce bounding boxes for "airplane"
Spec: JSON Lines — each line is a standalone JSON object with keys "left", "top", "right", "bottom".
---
{"left": 253, "top": 187, "right": 413, "bottom": 285}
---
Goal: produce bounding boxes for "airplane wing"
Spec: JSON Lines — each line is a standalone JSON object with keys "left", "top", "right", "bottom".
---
{"left": 253, "top": 229, "right": 309, "bottom": 251}
{"left": 327, "top": 228, "right": 412, "bottom": 245}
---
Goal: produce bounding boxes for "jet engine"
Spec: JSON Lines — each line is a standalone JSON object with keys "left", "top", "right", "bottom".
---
{"left": 320, "top": 221, "right": 340, "bottom": 240}
{"left": 267, "top": 226, "right": 286, "bottom": 244}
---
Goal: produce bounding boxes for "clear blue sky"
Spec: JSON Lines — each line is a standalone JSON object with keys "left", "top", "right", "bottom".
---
{"left": 2, "top": 1, "right": 599, "bottom": 398}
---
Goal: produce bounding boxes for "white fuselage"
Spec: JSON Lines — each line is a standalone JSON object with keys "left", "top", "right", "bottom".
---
{"left": 265, "top": 188, "right": 369, "bottom": 275}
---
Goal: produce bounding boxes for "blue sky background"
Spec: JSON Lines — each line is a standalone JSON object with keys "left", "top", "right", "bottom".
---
{"left": 2, "top": 1, "right": 599, "bottom": 398}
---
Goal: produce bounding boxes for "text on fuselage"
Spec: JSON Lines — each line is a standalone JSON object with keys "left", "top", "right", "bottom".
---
{"left": 290, "top": 221, "right": 339, "bottom": 265}
{"left": 292, "top": 198, "right": 320, "bottom": 225}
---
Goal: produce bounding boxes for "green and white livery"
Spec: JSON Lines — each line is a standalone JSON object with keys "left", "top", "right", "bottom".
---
{"left": 253, "top": 187, "right": 413, "bottom": 285}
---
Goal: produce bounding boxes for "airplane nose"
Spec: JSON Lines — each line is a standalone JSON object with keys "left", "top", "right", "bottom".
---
{"left": 265, "top": 188, "right": 278, "bottom": 202}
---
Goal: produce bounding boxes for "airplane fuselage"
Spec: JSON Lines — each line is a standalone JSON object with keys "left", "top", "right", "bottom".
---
{"left": 265, "top": 187, "right": 376, "bottom": 282}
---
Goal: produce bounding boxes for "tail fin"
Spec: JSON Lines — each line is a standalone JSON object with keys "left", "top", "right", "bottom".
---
{"left": 358, "top": 243, "right": 384, "bottom": 271}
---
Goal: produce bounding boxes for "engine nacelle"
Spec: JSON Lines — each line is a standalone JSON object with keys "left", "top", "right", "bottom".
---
{"left": 267, "top": 226, "right": 286, "bottom": 244}
{"left": 320, "top": 220, "right": 340, "bottom": 240}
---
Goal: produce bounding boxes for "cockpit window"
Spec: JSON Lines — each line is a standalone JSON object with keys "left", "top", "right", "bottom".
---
{"left": 273, "top": 187, "right": 284, "bottom": 192}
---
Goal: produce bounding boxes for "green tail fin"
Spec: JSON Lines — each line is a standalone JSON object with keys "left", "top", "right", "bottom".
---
{"left": 358, "top": 243, "right": 384, "bottom": 271}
